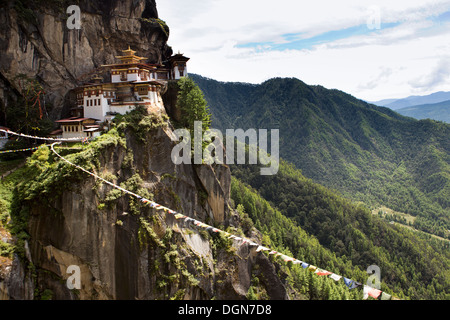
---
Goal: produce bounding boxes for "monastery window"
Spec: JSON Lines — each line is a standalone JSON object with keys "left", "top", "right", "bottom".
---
{"left": 98, "top": 99, "right": 101, "bottom": 105}
{"left": 120, "top": 72, "right": 127, "bottom": 81}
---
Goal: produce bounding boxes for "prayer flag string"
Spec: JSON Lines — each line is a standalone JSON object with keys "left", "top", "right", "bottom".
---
{"left": 0, "top": 146, "right": 42, "bottom": 154}
{"left": 47, "top": 140, "right": 395, "bottom": 300}
{"left": 0, "top": 128, "right": 87, "bottom": 142}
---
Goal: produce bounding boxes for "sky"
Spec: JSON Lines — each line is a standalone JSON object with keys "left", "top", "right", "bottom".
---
{"left": 157, "top": 0, "right": 450, "bottom": 102}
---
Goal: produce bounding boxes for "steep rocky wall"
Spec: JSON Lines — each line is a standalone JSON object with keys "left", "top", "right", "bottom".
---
{"left": 8, "top": 122, "right": 289, "bottom": 300}
{"left": 0, "top": 0, "right": 172, "bottom": 122}
{"left": 0, "top": 0, "right": 291, "bottom": 301}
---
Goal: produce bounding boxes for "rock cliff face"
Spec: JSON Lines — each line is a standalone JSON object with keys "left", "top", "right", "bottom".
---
{"left": 0, "top": 0, "right": 291, "bottom": 300}
{"left": 0, "top": 0, "right": 172, "bottom": 122}
{"left": 3, "top": 120, "right": 288, "bottom": 300}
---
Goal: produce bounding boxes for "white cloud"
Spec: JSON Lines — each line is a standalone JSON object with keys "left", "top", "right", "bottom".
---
{"left": 409, "top": 58, "right": 450, "bottom": 90}
{"left": 157, "top": 0, "right": 450, "bottom": 101}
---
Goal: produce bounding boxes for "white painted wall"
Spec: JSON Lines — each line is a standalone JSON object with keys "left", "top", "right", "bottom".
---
{"left": 61, "top": 124, "right": 85, "bottom": 139}
{"left": 112, "top": 74, "right": 121, "bottom": 83}
{"left": 84, "top": 95, "right": 109, "bottom": 122}
{"left": 127, "top": 72, "right": 139, "bottom": 82}
{"left": 173, "top": 65, "right": 188, "bottom": 79}
{"left": 109, "top": 104, "right": 134, "bottom": 115}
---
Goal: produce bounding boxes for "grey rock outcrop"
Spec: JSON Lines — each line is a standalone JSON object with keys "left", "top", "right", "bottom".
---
{"left": 18, "top": 122, "right": 289, "bottom": 300}
{"left": 0, "top": 0, "right": 172, "bottom": 122}
{"left": 0, "top": 0, "right": 290, "bottom": 300}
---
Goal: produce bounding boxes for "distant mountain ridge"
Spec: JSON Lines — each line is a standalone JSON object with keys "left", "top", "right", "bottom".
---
{"left": 396, "top": 100, "right": 450, "bottom": 123}
{"left": 371, "top": 91, "right": 450, "bottom": 110}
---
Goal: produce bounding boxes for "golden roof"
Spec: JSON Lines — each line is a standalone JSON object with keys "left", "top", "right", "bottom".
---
{"left": 115, "top": 46, "right": 147, "bottom": 63}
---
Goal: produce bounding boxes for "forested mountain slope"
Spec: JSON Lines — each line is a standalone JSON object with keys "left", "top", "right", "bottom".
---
{"left": 191, "top": 74, "right": 450, "bottom": 239}
{"left": 231, "top": 160, "right": 450, "bottom": 300}
{"left": 396, "top": 100, "right": 450, "bottom": 123}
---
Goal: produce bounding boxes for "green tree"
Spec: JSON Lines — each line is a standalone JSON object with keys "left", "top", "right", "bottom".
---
{"left": 176, "top": 77, "right": 211, "bottom": 137}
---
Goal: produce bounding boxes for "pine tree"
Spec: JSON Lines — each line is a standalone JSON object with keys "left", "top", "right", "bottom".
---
{"left": 176, "top": 77, "right": 211, "bottom": 137}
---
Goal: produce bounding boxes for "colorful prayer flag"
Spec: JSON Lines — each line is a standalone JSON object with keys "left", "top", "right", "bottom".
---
{"left": 329, "top": 274, "right": 342, "bottom": 282}
{"left": 256, "top": 246, "right": 269, "bottom": 252}
{"left": 315, "top": 269, "right": 332, "bottom": 276}
{"left": 308, "top": 265, "right": 317, "bottom": 272}
{"left": 363, "top": 286, "right": 382, "bottom": 300}
{"left": 380, "top": 292, "right": 392, "bottom": 300}
{"left": 344, "top": 278, "right": 361, "bottom": 290}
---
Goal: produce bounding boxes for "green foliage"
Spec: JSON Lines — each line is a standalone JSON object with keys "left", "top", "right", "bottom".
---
{"left": 170, "top": 289, "right": 186, "bottom": 300}
{"left": 27, "top": 145, "right": 51, "bottom": 172}
{"left": 396, "top": 100, "right": 450, "bottom": 123}
{"left": 175, "top": 77, "right": 212, "bottom": 139}
{"left": 113, "top": 106, "right": 169, "bottom": 143}
{"left": 231, "top": 159, "right": 450, "bottom": 300}
{"left": 210, "top": 229, "right": 233, "bottom": 255}
{"left": 0, "top": 240, "right": 14, "bottom": 258}
{"left": 138, "top": 217, "right": 165, "bottom": 248}
{"left": 39, "top": 289, "right": 54, "bottom": 300}
{"left": 231, "top": 176, "right": 368, "bottom": 300}
{"left": 0, "top": 163, "right": 36, "bottom": 259}
{"left": 139, "top": 18, "right": 170, "bottom": 37}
